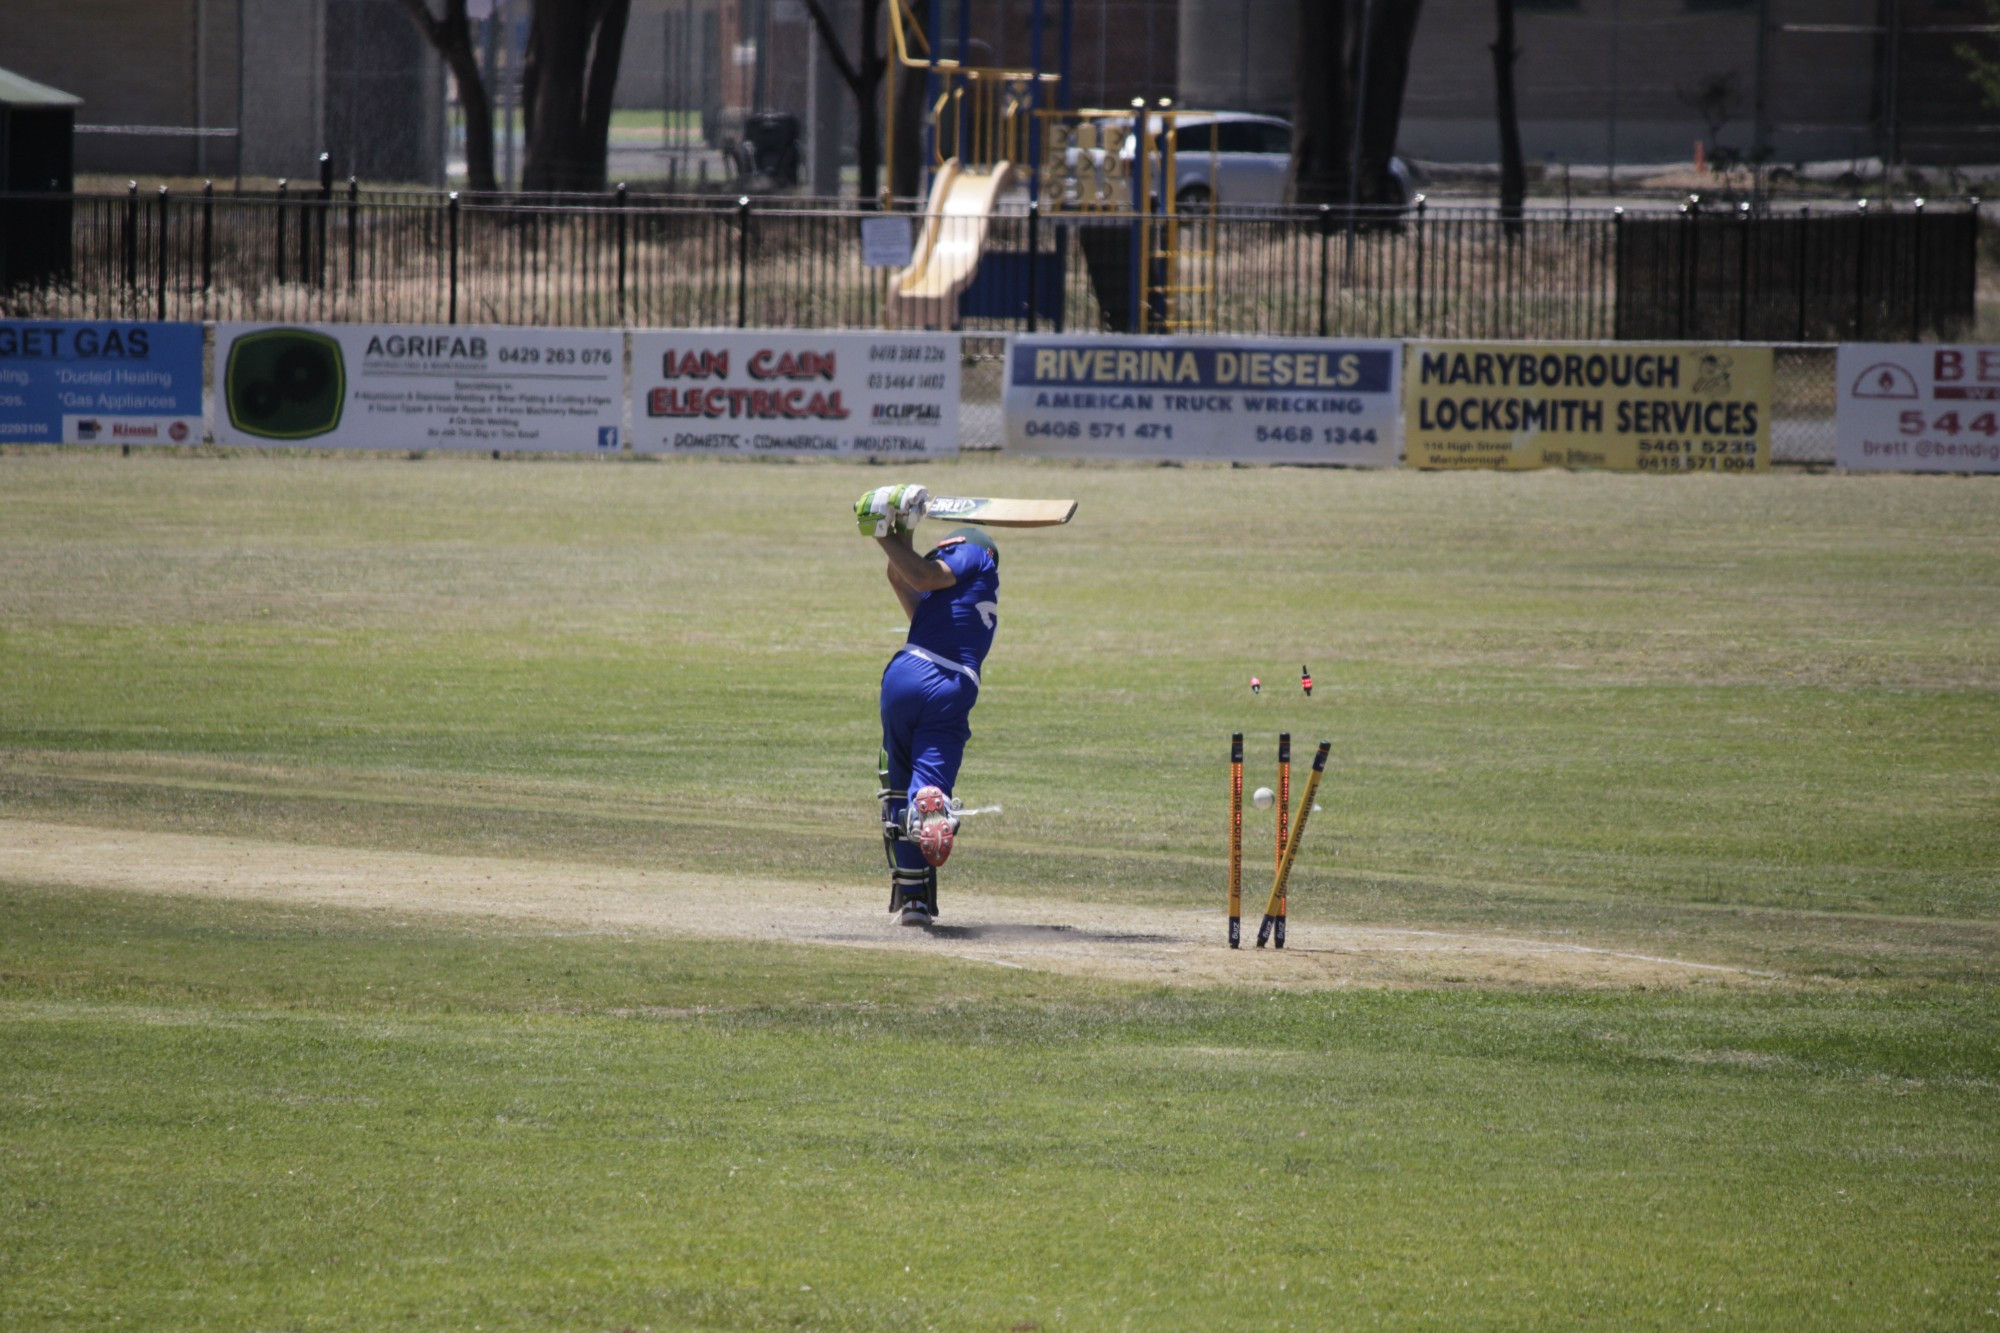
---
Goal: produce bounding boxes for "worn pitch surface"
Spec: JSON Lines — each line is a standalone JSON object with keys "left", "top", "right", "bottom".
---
{"left": 2, "top": 818, "right": 1761, "bottom": 991}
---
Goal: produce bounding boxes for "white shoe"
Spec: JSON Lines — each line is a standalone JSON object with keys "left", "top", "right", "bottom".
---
{"left": 897, "top": 900, "right": 935, "bottom": 927}
{"left": 907, "top": 785, "right": 959, "bottom": 867}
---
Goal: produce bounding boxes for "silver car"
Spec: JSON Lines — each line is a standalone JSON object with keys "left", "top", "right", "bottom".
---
{"left": 1118, "top": 112, "right": 1414, "bottom": 211}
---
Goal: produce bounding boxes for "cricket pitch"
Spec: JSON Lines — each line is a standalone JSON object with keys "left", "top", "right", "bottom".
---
{"left": 1, "top": 817, "right": 1767, "bottom": 992}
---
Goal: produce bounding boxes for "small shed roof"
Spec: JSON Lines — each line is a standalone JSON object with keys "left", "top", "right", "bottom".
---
{"left": 0, "top": 67, "right": 83, "bottom": 109}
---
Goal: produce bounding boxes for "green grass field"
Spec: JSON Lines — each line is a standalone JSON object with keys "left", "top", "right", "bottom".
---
{"left": 3, "top": 452, "right": 1997, "bottom": 1329}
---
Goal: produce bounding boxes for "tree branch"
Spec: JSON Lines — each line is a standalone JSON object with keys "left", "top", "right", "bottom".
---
{"left": 801, "top": 0, "right": 866, "bottom": 93}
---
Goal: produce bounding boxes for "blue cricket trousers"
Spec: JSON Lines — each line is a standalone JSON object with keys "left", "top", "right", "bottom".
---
{"left": 880, "top": 650, "right": 977, "bottom": 874}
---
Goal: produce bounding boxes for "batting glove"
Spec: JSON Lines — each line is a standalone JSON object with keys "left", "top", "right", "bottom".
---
{"left": 891, "top": 483, "right": 930, "bottom": 527}
{"left": 855, "top": 483, "right": 928, "bottom": 538}
{"left": 856, "top": 486, "right": 896, "bottom": 537}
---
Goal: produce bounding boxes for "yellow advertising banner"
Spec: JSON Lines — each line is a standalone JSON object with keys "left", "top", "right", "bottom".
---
{"left": 1402, "top": 342, "right": 1774, "bottom": 471}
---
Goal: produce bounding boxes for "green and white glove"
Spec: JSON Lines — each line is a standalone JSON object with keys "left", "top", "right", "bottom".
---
{"left": 854, "top": 483, "right": 929, "bottom": 537}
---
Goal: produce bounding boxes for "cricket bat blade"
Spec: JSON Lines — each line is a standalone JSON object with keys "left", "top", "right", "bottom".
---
{"left": 923, "top": 495, "right": 1077, "bottom": 527}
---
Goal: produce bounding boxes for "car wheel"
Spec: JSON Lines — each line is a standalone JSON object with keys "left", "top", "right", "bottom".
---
{"left": 1175, "top": 184, "right": 1213, "bottom": 214}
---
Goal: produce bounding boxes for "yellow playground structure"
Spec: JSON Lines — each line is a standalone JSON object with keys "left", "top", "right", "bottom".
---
{"left": 883, "top": 0, "right": 1227, "bottom": 334}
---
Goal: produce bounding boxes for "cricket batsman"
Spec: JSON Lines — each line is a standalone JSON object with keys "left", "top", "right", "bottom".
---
{"left": 856, "top": 483, "right": 998, "bottom": 926}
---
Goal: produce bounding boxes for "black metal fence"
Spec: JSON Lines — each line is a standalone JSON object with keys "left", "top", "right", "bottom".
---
{"left": 0, "top": 180, "right": 1980, "bottom": 343}
{"left": 1614, "top": 207, "right": 1981, "bottom": 343}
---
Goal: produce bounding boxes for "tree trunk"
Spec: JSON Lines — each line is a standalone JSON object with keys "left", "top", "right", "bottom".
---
{"left": 888, "top": 59, "right": 929, "bottom": 204}
{"left": 1493, "top": 0, "right": 1526, "bottom": 233}
{"left": 580, "top": 0, "right": 632, "bottom": 189}
{"left": 520, "top": 0, "right": 632, "bottom": 194}
{"left": 1358, "top": 0, "right": 1423, "bottom": 206}
{"left": 1289, "top": 0, "right": 1350, "bottom": 206}
{"left": 393, "top": 0, "right": 497, "bottom": 193}
{"left": 802, "top": 0, "right": 888, "bottom": 204}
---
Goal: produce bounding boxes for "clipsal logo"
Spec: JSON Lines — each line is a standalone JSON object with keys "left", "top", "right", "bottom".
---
{"left": 112, "top": 421, "right": 160, "bottom": 439}
{"left": 169, "top": 420, "right": 189, "bottom": 442}
{"left": 76, "top": 418, "right": 102, "bottom": 440}
{"left": 872, "top": 402, "right": 940, "bottom": 423}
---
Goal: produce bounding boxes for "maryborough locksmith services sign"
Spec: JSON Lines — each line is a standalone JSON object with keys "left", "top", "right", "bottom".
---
{"left": 1402, "top": 342, "right": 1774, "bottom": 471}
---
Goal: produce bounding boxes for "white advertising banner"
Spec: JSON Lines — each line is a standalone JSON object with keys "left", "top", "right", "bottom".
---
{"left": 1003, "top": 334, "right": 1402, "bottom": 464}
{"left": 211, "top": 323, "right": 623, "bottom": 452}
{"left": 1837, "top": 343, "right": 2000, "bottom": 473}
{"left": 629, "top": 330, "right": 960, "bottom": 457}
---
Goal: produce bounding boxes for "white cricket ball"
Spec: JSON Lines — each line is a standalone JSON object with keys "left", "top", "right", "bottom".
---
{"left": 1251, "top": 786, "right": 1275, "bottom": 809}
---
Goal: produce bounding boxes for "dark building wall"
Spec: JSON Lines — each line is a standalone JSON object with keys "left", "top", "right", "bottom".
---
{"left": 324, "top": 0, "right": 445, "bottom": 183}
{"left": 1401, "top": 0, "right": 1988, "bottom": 168}
{"left": 5, "top": 0, "right": 240, "bottom": 177}
{"left": 2, "top": 0, "right": 440, "bottom": 183}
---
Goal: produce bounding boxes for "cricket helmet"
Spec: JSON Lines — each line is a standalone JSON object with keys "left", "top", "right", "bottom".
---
{"left": 934, "top": 525, "right": 998, "bottom": 562}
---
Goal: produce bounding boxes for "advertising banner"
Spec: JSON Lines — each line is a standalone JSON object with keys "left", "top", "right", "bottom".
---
{"left": 1403, "top": 341, "right": 1774, "bottom": 471}
{"left": 629, "top": 330, "right": 959, "bottom": 456}
{"left": 0, "top": 320, "right": 204, "bottom": 446}
{"left": 1003, "top": 334, "right": 1402, "bottom": 464}
{"left": 1837, "top": 343, "right": 2000, "bottom": 473}
{"left": 211, "top": 323, "right": 623, "bottom": 451}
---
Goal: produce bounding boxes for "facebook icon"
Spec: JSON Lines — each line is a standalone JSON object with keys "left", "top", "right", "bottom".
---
{"left": 597, "top": 426, "right": 619, "bottom": 450}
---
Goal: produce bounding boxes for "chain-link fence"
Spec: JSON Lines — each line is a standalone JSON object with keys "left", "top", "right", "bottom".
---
{"left": 1772, "top": 344, "right": 1837, "bottom": 465}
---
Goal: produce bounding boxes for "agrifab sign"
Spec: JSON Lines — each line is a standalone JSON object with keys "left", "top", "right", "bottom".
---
{"left": 211, "top": 323, "right": 623, "bottom": 451}
{"left": 1837, "top": 343, "right": 2000, "bottom": 473}
{"left": 0, "top": 320, "right": 204, "bottom": 445}
{"left": 1002, "top": 334, "right": 1402, "bottom": 464}
{"left": 629, "top": 330, "right": 959, "bottom": 456}
{"left": 1403, "top": 341, "right": 1774, "bottom": 471}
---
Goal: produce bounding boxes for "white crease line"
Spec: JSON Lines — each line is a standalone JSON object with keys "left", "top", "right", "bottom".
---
{"left": 1385, "top": 928, "right": 1777, "bottom": 976}
{"left": 950, "top": 952, "right": 1029, "bottom": 969}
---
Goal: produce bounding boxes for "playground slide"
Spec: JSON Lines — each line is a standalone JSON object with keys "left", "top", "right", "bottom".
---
{"left": 890, "top": 159, "right": 1015, "bottom": 328}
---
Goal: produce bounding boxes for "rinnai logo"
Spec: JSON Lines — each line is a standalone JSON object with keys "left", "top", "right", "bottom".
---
{"left": 112, "top": 421, "right": 160, "bottom": 439}
{"left": 873, "top": 403, "right": 940, "bottom": 423}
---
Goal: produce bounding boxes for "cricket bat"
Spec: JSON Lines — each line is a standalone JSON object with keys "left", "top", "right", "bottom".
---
{"left": 922, "top": 495, "right": 1077, "bottom": 527}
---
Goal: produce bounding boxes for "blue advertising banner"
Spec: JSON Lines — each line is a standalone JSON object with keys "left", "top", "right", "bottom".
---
{"left": 1003, "top": 334, "right": 1403, "bottom": 464}
{"left": 0, "top": 321, "right": 206, "bottom": 445}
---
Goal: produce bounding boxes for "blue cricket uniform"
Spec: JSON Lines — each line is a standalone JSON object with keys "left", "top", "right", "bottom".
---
{"left": 880, "top": 536, "right": 999, "bottom": 877}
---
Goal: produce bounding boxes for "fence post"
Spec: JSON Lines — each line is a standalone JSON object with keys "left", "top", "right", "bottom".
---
{"left": 737, "top": 195, "right": 751, "bottom": 329}
{"left": 1317, "top": 203, "right": 1332, "bottom": 339}
{"left": 316, "top": 153, "right": 332, "bottom": 290}
{"left": 1911, "top": 196, "right": 1924, "bottom": 341}
{"left": 276, "top": 178, "right": 288, "bottom": 286}
{"left": 1412, "top": 196, "right": 1426, "bottom": 334}
{"left": 155, "top": 186, "right": 170, "bottom": 322}
{"left": 615, "top": 182, "right": 629, "bottom": 324}
{"left": 1675, "top": 199, "right": 1691, "bottom": 340}
{"left": 448, "top": 191, "right": 460, "bottom": 325}
{"left": 1795, "top": 205, "right": 1809, "bottom": 341}
{"left": 1611, "top": 207, "right": 1624, "bottom": 341}
{"left": 1026, "top": 198, "right": 1039, "bottom": 334}
{"left": 200, "top": 181, "right": 214, "bottom": 302}
{"left": 1853, "top": 198, "right": 1868, "bottom": 339}
{"left": 123, "top": 181, "right": 138, "bottom": 296}
{"left": 1736, "top": 201, "right": 1750, "bottom": 342}
{"left": 347, "top": 176, "right": 359, "bottom": 294}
